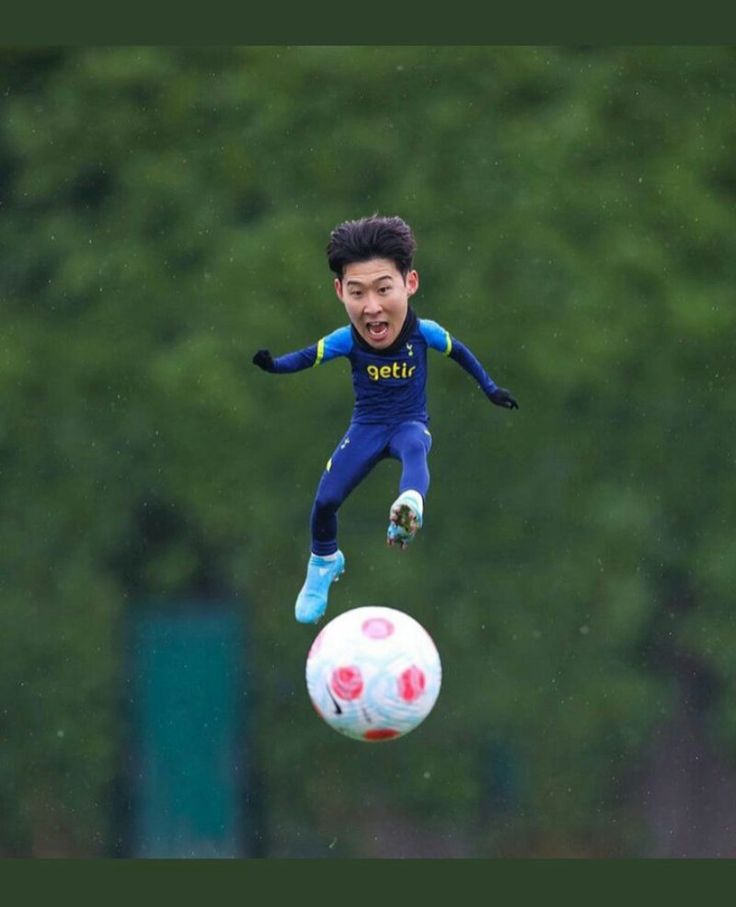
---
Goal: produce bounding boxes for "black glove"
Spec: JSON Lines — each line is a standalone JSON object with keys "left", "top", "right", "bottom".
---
{"left": 252, "top": 349, "right": 275, "bottom": 372}
{"left": 488, "top": 387, "right": 518, "bottom": 409}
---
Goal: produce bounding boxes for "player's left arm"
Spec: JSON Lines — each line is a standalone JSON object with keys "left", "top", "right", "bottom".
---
{"left": 419, "top": 319, "right": 519, "bottom": 410}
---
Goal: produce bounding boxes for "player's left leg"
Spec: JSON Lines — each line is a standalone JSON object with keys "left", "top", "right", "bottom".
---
{"left": 386, "top": 421, "right": 432, "bottom": 549}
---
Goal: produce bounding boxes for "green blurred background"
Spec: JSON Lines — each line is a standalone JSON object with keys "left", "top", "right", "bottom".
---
{"left": 1, "top": 45, "right": 735, "bottom": 858}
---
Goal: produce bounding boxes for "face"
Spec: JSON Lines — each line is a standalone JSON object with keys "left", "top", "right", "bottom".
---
{"left": 335, "top": 258, "right": 419, "bottom": 350}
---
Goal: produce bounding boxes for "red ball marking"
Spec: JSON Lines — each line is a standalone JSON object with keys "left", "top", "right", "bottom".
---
{"left": 361, "top": 617, "right": 394, "bottom": 639}
{"left": 364, "top": 728, "right": 401, "bottom": 740}
{"left": 398, "top": 665, "right": 426, "bottom": 702}
{"left": 331, "top": 665, "right": 364, "bottom": 700}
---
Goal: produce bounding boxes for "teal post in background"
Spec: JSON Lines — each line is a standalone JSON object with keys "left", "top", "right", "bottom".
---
{"left": 124, "top": 603, "right": 250, "bottom": 858}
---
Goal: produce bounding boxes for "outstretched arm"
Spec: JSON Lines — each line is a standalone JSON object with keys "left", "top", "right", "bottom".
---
{"left": 252, "top": 326, "right": 353, "bottom": 375}
{"left": 449, "top": 339, "right": 519, "bottom": 409}
{"left": 252, "top": 345, "right": 318, "bottom": 373}
{"left": 419, "top": 318, "right": 519, "bottom": 409}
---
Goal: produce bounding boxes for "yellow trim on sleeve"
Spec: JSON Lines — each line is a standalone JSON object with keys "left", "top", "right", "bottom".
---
{"left": 314, "top": 337, "right": 325, "bottom": 366}
{"left": 444, "top": 332, "right": 452, "bottom": 355}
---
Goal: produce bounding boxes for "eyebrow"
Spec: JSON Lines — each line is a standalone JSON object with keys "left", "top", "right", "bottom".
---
{"left": 345, "top": 275, "right": 394, "bottom": 287}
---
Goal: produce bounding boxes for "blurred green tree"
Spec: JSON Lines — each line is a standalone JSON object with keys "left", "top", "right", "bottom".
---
{"left": 0, "top": 45, "right": 734, "bottom": 856}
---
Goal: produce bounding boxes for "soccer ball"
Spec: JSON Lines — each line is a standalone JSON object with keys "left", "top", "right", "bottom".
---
{"left": 305, "top": 606, "right": 442, "bottom": 742}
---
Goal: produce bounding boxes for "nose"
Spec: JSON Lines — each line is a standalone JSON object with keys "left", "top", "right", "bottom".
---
{"left": 363, "top": 293, "right": 383, "bottom": 315}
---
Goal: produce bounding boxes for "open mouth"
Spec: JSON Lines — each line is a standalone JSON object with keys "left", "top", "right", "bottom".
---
{"left": 366, "top": 321, "right": 390, "bottom": 342}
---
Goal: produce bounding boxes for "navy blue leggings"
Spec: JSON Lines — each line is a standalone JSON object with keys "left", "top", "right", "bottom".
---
{"left": 310, "top": 420, "right": 432, "bottom": 556}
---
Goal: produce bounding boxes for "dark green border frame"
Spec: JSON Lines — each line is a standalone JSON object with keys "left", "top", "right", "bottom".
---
{"left": 2, "top": 856, "right": 730, "bottom": 897}
{"left": 2, "top": 6, "right": 734, "bottom": 897}
{"left": 3, "top": 3, "right": 735, "bottom": 44}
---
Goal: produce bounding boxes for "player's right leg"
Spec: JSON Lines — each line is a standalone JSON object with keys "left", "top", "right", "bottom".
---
{"left": 294, "top": 549, "right": 346, "bottom": 624}
{"left": 295, "top": 424, "right": 386, "bottom": 624}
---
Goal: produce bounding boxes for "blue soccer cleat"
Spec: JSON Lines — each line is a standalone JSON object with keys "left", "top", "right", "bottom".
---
{"left": 386, "top": 491, "right": 424, "bottom": 549}
{"left": 294, "top": 550, "right": 346, "bottom": 624}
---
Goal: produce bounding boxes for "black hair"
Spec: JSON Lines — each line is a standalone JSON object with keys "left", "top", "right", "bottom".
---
{"left": 326, "top": 214, "right": 417, "bottom": 279}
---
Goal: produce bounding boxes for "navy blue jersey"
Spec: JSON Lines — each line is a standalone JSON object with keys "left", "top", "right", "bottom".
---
{"left": 269, "top": 308, "right": 499, "bottom": 426}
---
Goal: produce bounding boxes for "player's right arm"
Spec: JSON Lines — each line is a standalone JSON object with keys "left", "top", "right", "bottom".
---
{"left": 252, "top": 326, "right": 353, "bottom": 374}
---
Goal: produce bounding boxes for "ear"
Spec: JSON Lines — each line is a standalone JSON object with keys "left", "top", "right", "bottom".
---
{"left": 334, "top": 277, "right": 345, "bottom": 302}
{"left": 405, "top": 269, "right": 419, "bottom": 297}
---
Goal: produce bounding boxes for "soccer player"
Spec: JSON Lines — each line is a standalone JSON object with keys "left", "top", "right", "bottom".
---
{"left": 253, "top": 215, "right": 518, "bottom": 624}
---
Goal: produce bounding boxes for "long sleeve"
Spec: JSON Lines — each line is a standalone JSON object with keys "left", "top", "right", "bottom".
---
{"left": 269, "top": 325, "right": 353, "bottom": 374}
{"left": 419, "top": 318, "right": 498, "bottom": 397}
{"left": 270, "top": 344, "right": 319, "bottom": 373}
{"left": 448, "top": 338, "right": 498, "bottom": 396}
